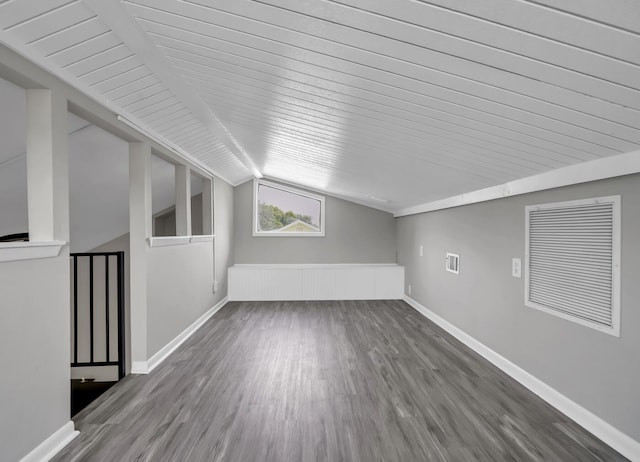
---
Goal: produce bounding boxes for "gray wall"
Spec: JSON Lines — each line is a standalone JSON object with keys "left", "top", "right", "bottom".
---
{"left": 0, "top": 254, "right": 70, "bottom": 462}
{"left": 397, "top": 173, "right": 640, "bottom": 442}
{"left": 146, "top": 179, "right": 234, "bottom": 357}
{"left": 147, "top": 241, "right": 215, "bottom": 356}
{"left": 234, "top": 180, "right": 396, "bottom": 264}
{"left": 215, "top": 178, "right": 234, "bottom": 297}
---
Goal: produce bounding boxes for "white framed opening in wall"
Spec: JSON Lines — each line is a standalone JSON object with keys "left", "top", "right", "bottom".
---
{"left": 525, "top": 195, "right": 621, "bottom": 336}
{"left": 253, "top": 179, "right": 325, "bottom": 237}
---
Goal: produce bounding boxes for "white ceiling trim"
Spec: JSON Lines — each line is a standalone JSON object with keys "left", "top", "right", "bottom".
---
{"left": 394, "top": 149, "right": 640, "bottom": 217}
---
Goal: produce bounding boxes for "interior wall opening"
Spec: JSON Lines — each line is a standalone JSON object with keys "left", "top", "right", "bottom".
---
{"left": 0, "top": 76, "right": 28, "bottom": 241}
{"left": 151, "top": 154, "right": 177, "bottom": 237}
{"left": 67, "top": 111, "right": 131, "bottom": 416}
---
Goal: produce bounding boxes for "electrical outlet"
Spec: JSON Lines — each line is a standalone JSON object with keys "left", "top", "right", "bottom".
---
{"left": 408, "top": 284, "right": 412, "bottom": 295}
{"left": 419, "top": 245, "right": 423, "bottom": 257}
{"left": 512, "top": 258, "right": 522, "bottom": 278}
{"left": 213, "top": 281, "right": 219, "bottom": 293}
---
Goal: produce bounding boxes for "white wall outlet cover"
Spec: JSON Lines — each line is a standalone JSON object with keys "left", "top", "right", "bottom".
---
{"left": 213, "top": 281, "right": 219, "bottom": 293}
{"left": 419, "top": 245, "right": 423, "bottom": 257}
{"left": 408, "top": 284, "right": 412, "bottom": 295}
{"left": 512, "top": 258, "right": 522, "bottom": 278}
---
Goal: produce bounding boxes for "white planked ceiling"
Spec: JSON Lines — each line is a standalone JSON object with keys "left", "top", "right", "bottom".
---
{"left": 1, "top": 0, "right": 639, "bottom": 212}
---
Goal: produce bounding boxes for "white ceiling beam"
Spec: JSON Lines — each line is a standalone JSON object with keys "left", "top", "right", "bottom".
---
{"left": 394, "top": 149, "right": 640, "bottom": 217}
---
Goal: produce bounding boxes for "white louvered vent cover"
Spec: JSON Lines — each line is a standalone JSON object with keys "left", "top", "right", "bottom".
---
{"left": 446, "top": 253, "right": 460, "bottom": 274}
{"left": 525, "top": 196, "right": 621, "bottom": 336}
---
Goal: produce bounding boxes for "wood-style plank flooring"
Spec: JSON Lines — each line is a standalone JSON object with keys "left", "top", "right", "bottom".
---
{"left": 53, "top": 300, "right": 626, "bottom": 461}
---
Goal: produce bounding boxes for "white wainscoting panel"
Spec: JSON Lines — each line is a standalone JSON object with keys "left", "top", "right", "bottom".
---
{"left": 302, "top": 268, "right": 337, "bottom": 300}
{"left": 229, "top": 264, "right": 404, "bottom": 301}
{"left": 335, "top": 267, "right": 376, "bottom": 300}
{"left": 229, "top": 266, "right": 303, "bottom": 301}
{"left": 375, "top": 266, "right": 406, "bottom": 299}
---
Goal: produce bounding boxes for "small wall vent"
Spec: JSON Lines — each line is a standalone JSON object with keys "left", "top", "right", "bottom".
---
{"left": 446, "top": 253, "right": 460, "bottom": 274}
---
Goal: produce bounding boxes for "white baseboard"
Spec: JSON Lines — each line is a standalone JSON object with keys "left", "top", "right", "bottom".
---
{"left": 403, "top": 295, "right": 640, "bottom": 462}
{"left": 19, "top": 421, "right": 78, "bottom": 462}
{"left": 130, "top": 361, "right": 149, "bottom": 375}
{"left": 131, "top": 297, "right": 229, "bottom": 375}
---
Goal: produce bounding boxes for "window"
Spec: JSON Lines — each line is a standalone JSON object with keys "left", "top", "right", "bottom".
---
{"left": 253, "top": 179, "right": 325, "bottom": 236}
{"left": 190, "top": 173, "right": 203, "bottom": 236}
{"left": 525, "top": 196, "right": 620, "bottom": 336}
{"left": 151, "top": 154, "right": 176, "bottom": 237}
{"left": 0, "top": 76, "right": 28, "bottom": 242}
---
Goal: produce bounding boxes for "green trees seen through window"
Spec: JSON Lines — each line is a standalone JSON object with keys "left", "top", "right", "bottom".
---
{"left": 258, "top": 202, "right": 315, "bottom": 231}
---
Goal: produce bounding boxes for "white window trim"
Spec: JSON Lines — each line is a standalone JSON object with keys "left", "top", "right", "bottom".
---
{"left": 524, "top": 195, "right": 621, "bottom": 337}
{"left": 0, "top": 240, "right": 66, "bottom": 263}
{"left": 253, "top": 179, "right": 326, "bottom": 237}
{"left": 190, "top": 235, "right": 214, "bottom": 244}
{"left": 147, "top": 235, "right": 215, "bottom": 247}
{"left": 148, "top": 236, "right": 190, "bottom": 247}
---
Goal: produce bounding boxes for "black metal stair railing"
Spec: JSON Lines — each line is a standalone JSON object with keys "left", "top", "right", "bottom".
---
{"left": 70, "top": 251, "right": 125, "bottom": 380}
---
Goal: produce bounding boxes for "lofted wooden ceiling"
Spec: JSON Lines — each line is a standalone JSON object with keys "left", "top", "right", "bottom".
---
{"left": 1, "top": 0, "right": 639, "bottom": 212}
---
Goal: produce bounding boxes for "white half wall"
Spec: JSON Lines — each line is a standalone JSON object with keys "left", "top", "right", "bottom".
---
{"left": 228, "top": 264, "right": 404, "bottom": 301}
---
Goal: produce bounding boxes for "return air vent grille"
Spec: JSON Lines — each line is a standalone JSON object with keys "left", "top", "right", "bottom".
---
{"left": 446, "top": 253, "right": 460, "bottom": 274}
{"left": 525, "top": 196, "right": 620, "bottom": 336}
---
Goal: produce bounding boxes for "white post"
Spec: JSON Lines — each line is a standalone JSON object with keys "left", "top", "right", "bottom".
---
{"left": 202, "top": 177, "right": 213, "bottom": 235}
{"left": 175, "top": 164, "right": 191, "bottom": 236}
{"left": 26, "top": 89, "right": 69, "bottom": 242}
{"left": 129, "top": 142, "right": 151, "bottom": 369}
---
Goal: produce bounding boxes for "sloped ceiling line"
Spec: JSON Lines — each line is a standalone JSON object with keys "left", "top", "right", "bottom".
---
{"left": 0, "top": 0, "right": 252, "bottom": 185}
{"left": 83, "top": 0, "right": 260, "bottom": 180}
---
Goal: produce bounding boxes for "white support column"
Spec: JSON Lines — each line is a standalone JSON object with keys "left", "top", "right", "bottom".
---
{"left": 129, "top": 142, "right": 152, "bottom": 370}
{"left": 26, "top": 89, "right": 69, "bottom": 242}
{"left": 202, "top": 177, "right": 214, "bottom": 235}
{"left": 175, "top": 164, "right": 191, "bottom": 236}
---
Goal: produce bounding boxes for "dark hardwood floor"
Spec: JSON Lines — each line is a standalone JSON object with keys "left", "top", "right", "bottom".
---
{"left": 53, "top": 300, "right": 626, "bottom": 461}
